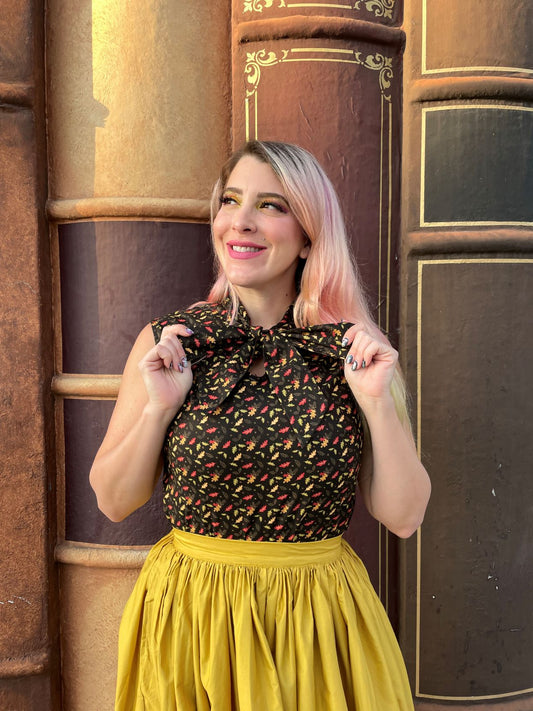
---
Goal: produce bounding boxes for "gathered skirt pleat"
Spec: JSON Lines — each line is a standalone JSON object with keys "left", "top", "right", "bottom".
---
{"left": 115, "top": 529, "right": 414, "bottom": 711}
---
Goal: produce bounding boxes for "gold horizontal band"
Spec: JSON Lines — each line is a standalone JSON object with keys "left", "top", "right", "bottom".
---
{"left": 404, "top": 229, "right": 533, "bottom": 256}
{"left": 237, "top": 15, "right": 404, "bottom": 48}
{"left": 0, "top": 650, "right": 48, "bottom": 679}
{"left": 55, "top": 540, "right": 150, "bottom": 569}
{"left": 409, "top": 76, "right": 533, "bottom": 104}
{"left": 52, "top": 374, "right": 121, "bottom": 399}
{"left": 46, "top": 197, "right": 211, "bottom": 222}
{"left": 0, "top": 81, "right": 34, "bottom": 108}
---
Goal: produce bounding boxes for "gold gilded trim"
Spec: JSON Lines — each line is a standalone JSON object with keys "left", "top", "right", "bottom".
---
{"left": 284, "top": 49, "right": 393, "bottom": 99}
{"left": 245, "top": 47, "right": 393, "bottom": 142}
{"left": 287, "top": 2, "right": 355, "bottom": 7}
{"left": 245, "top": 49, "right": 290, "bottom": 97}
{"left": 416, "top": 257, "right": 533, "bottom": 701}
{"left": 243, "top": 0, "right": 395, "bottom": 19}
{"left": 55, "top": 540, "right": 150, "bottom": 569}
{"left": 421, "top": 0, "right": 533, "bottom": 76}
{"left": 244, "top": 0, "right": 286, "bottom": 10}
{"left": 420, "top": 105, "right": 533, "bottom": 228}
{"left": 355, "top": 0, "right": 394, "bottom": 19}
{"left": 52, "top": 373, "right": 121, "bottom": 400}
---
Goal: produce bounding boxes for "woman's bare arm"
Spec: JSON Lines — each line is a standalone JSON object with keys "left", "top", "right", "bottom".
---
{"left": 343, "top": 324, "right": 431, "bottom": 538}
{"left": 89, "top": 322, "right": 193, "bottom": 522}
{"left": 357, "top": 406, "right": 430, "bottom": 538}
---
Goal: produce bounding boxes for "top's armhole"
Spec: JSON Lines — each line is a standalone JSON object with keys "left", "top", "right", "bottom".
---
{"left": 151, "top": 318, "right": 162, "bottom": 346}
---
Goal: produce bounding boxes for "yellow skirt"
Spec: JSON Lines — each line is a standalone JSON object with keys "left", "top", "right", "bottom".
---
{"left": 115, "top": 529, "right": 414, "bottom": 711}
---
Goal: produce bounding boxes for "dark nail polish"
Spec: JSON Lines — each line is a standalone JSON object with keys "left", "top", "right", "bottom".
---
{"left": 346, "top": 354, "right": 353, "bottom": 364}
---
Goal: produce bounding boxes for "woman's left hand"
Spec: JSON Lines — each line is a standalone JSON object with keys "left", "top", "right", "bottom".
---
{"left": 342, "top": 324, "right": 398, "bottom": 409}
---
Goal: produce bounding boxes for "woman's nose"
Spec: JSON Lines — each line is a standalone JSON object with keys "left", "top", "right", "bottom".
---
{"left": 232, "top": 205, "right": 256, "bottom": 233}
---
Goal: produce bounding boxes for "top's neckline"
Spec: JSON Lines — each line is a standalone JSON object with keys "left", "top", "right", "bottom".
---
{"left": 230, "top": 298, "right": 295, "bottom": 332}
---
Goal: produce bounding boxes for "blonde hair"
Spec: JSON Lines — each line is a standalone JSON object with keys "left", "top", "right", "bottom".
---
{"left": 208, "top": 140, "right": 409, "bottom": 426}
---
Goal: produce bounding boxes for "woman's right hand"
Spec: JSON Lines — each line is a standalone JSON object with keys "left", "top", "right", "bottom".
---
{"left": 138, "top": 324, "right": 194, "bottom": 416}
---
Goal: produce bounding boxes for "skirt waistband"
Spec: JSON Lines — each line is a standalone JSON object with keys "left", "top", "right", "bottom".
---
{"left": 171, "top": 528, "right": 343, "bottom": 567}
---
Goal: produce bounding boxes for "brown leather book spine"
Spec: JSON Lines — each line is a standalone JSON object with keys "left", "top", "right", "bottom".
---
{"left": 232, "top": 0, "right": 406, "bottom": 623}
{"left": 401, "top": 1, "right": 533, "bottom": 707}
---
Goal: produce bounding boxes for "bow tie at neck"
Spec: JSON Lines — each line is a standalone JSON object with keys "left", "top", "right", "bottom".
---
{"left": 159, "top": 299, "right": 352, "bottom": 440}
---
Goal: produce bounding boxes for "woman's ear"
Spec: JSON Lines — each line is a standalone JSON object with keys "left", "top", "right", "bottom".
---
{"left": 299, "top": 235, "right": 311, "bottom": 259}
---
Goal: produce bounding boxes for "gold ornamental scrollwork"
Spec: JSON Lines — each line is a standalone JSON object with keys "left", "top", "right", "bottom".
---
{"left": 245, "top": 48, "right": 393, "bottom": 102}
{"left": 354, "top": 0, "right": 394, "bottom": 19}
{"left": 245, "top": 49, "right": 289, "bottom": 96}
{"left": 243, "top": 0, "right": 286, "bottom": 12}
{"left": 356, "top": 52, "right": 393, "bottom": 100}
{"left": 244, "top": 47, "right": 394, "bottom": 141}
{"left": 243, "top": 0, "right": 394, "bottom": 19}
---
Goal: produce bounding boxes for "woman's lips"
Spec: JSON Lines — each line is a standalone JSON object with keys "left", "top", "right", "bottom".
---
{"left": 227, "top": 242, "right": 266, "bottom": 260}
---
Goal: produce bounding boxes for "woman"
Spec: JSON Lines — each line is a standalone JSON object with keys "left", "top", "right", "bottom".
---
{"left": 90, "top": 140, "right": 431, "bottom": 710}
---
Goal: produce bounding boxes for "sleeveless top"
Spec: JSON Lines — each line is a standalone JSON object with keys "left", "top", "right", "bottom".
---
{"left": 151, "top": 299, "right": 363, "bottom": 542}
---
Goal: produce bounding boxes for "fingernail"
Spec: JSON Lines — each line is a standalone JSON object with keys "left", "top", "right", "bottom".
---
{"left": 185, "top": 328, "right": 194, "bottom": 335}
{"left": 341, "top": 337, "right": 349, "bottom": 347}
{"left": 351, "top": 360, "right": 358, "bottom": 371}
{"left": 361, "top": 359, "right": 366, "bottom": 368}
{"left": 177, "top": 363, "right": 183, "bottom": 373}
{"left": 181, "top": 358, "right": 189, "bottom": 368}
{"left": 169, "top": 361, "right": 173, "bottom": 370}
{"left": 346, "top": 354, "right": 353, "bottom": 364}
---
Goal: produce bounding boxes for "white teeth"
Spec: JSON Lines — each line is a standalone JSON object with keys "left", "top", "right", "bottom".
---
{"left": 233, "top": 245, "right": 261, "bottom": 253}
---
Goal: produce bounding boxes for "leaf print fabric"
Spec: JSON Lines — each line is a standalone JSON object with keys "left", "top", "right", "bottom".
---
{"left": 152, "top": 299, "right": 363, "bottom": 542}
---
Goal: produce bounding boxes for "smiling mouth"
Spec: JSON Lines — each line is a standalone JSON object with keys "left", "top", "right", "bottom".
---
{"left": 232, "top": 245, "right": 263, "bottom": 253}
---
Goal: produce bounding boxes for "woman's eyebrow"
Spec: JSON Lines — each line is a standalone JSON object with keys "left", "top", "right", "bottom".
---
{"left": 257, "top": 192, "right": 289, "bottom": 203}
{"left": 223, "top": 187, "right": 288, "bottom": 202}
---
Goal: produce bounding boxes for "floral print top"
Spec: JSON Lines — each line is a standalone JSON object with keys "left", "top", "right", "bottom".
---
{"left": 151, "top": 298, "right": 363, "bottom": 542}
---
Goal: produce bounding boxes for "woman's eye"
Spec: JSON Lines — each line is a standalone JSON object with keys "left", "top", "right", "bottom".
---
{"left": 259, "top": 200, "right": 286, "bottom": 212}
{"left": 220, "top": 195, "right": 238, "bottom": 206}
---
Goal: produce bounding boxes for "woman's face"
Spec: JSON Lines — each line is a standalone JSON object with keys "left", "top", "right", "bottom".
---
{"left": 212, "top": 155, "right": 310, "bottom": 300}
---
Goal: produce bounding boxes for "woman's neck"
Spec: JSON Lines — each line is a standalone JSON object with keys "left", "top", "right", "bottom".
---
{"left": 235, "top": 287, "right": 295, "bottom": 329}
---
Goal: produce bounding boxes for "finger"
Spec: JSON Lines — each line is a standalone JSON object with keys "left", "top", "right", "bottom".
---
{"left": 345, "top": 331, "right": 381, "bottom": 370}
{"left": 160, "top": 323, "right": 194, "bottom": 339}
{"left": 341, "top": 321, "right": 385, "bottom": 349}
{"left": 160, "top": 332, "right": 191, "bottom": 368}
{"left": 159, "top": 336, "right": 183, "bottom": 365}
{"left": 345, "top": 348, "right": 372, "bottom": 371}
{"left": 152, "top": 342, "right": 178, "bottom": 370}
{"left": 341, "top": 322, "right": 365, "bottom": 347}
{"left": 358, "top": 340, "right": 381, "bottom": 369}
{"left": 347, "top": 331, "right": 371, "bottom": 366}
{"left": 161, "top": 326, "right": 193, "bottom": 369}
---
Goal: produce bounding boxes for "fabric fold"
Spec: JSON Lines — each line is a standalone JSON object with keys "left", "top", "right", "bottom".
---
{"left": 115, "top": 530, "right": 415, "bottom": 711}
